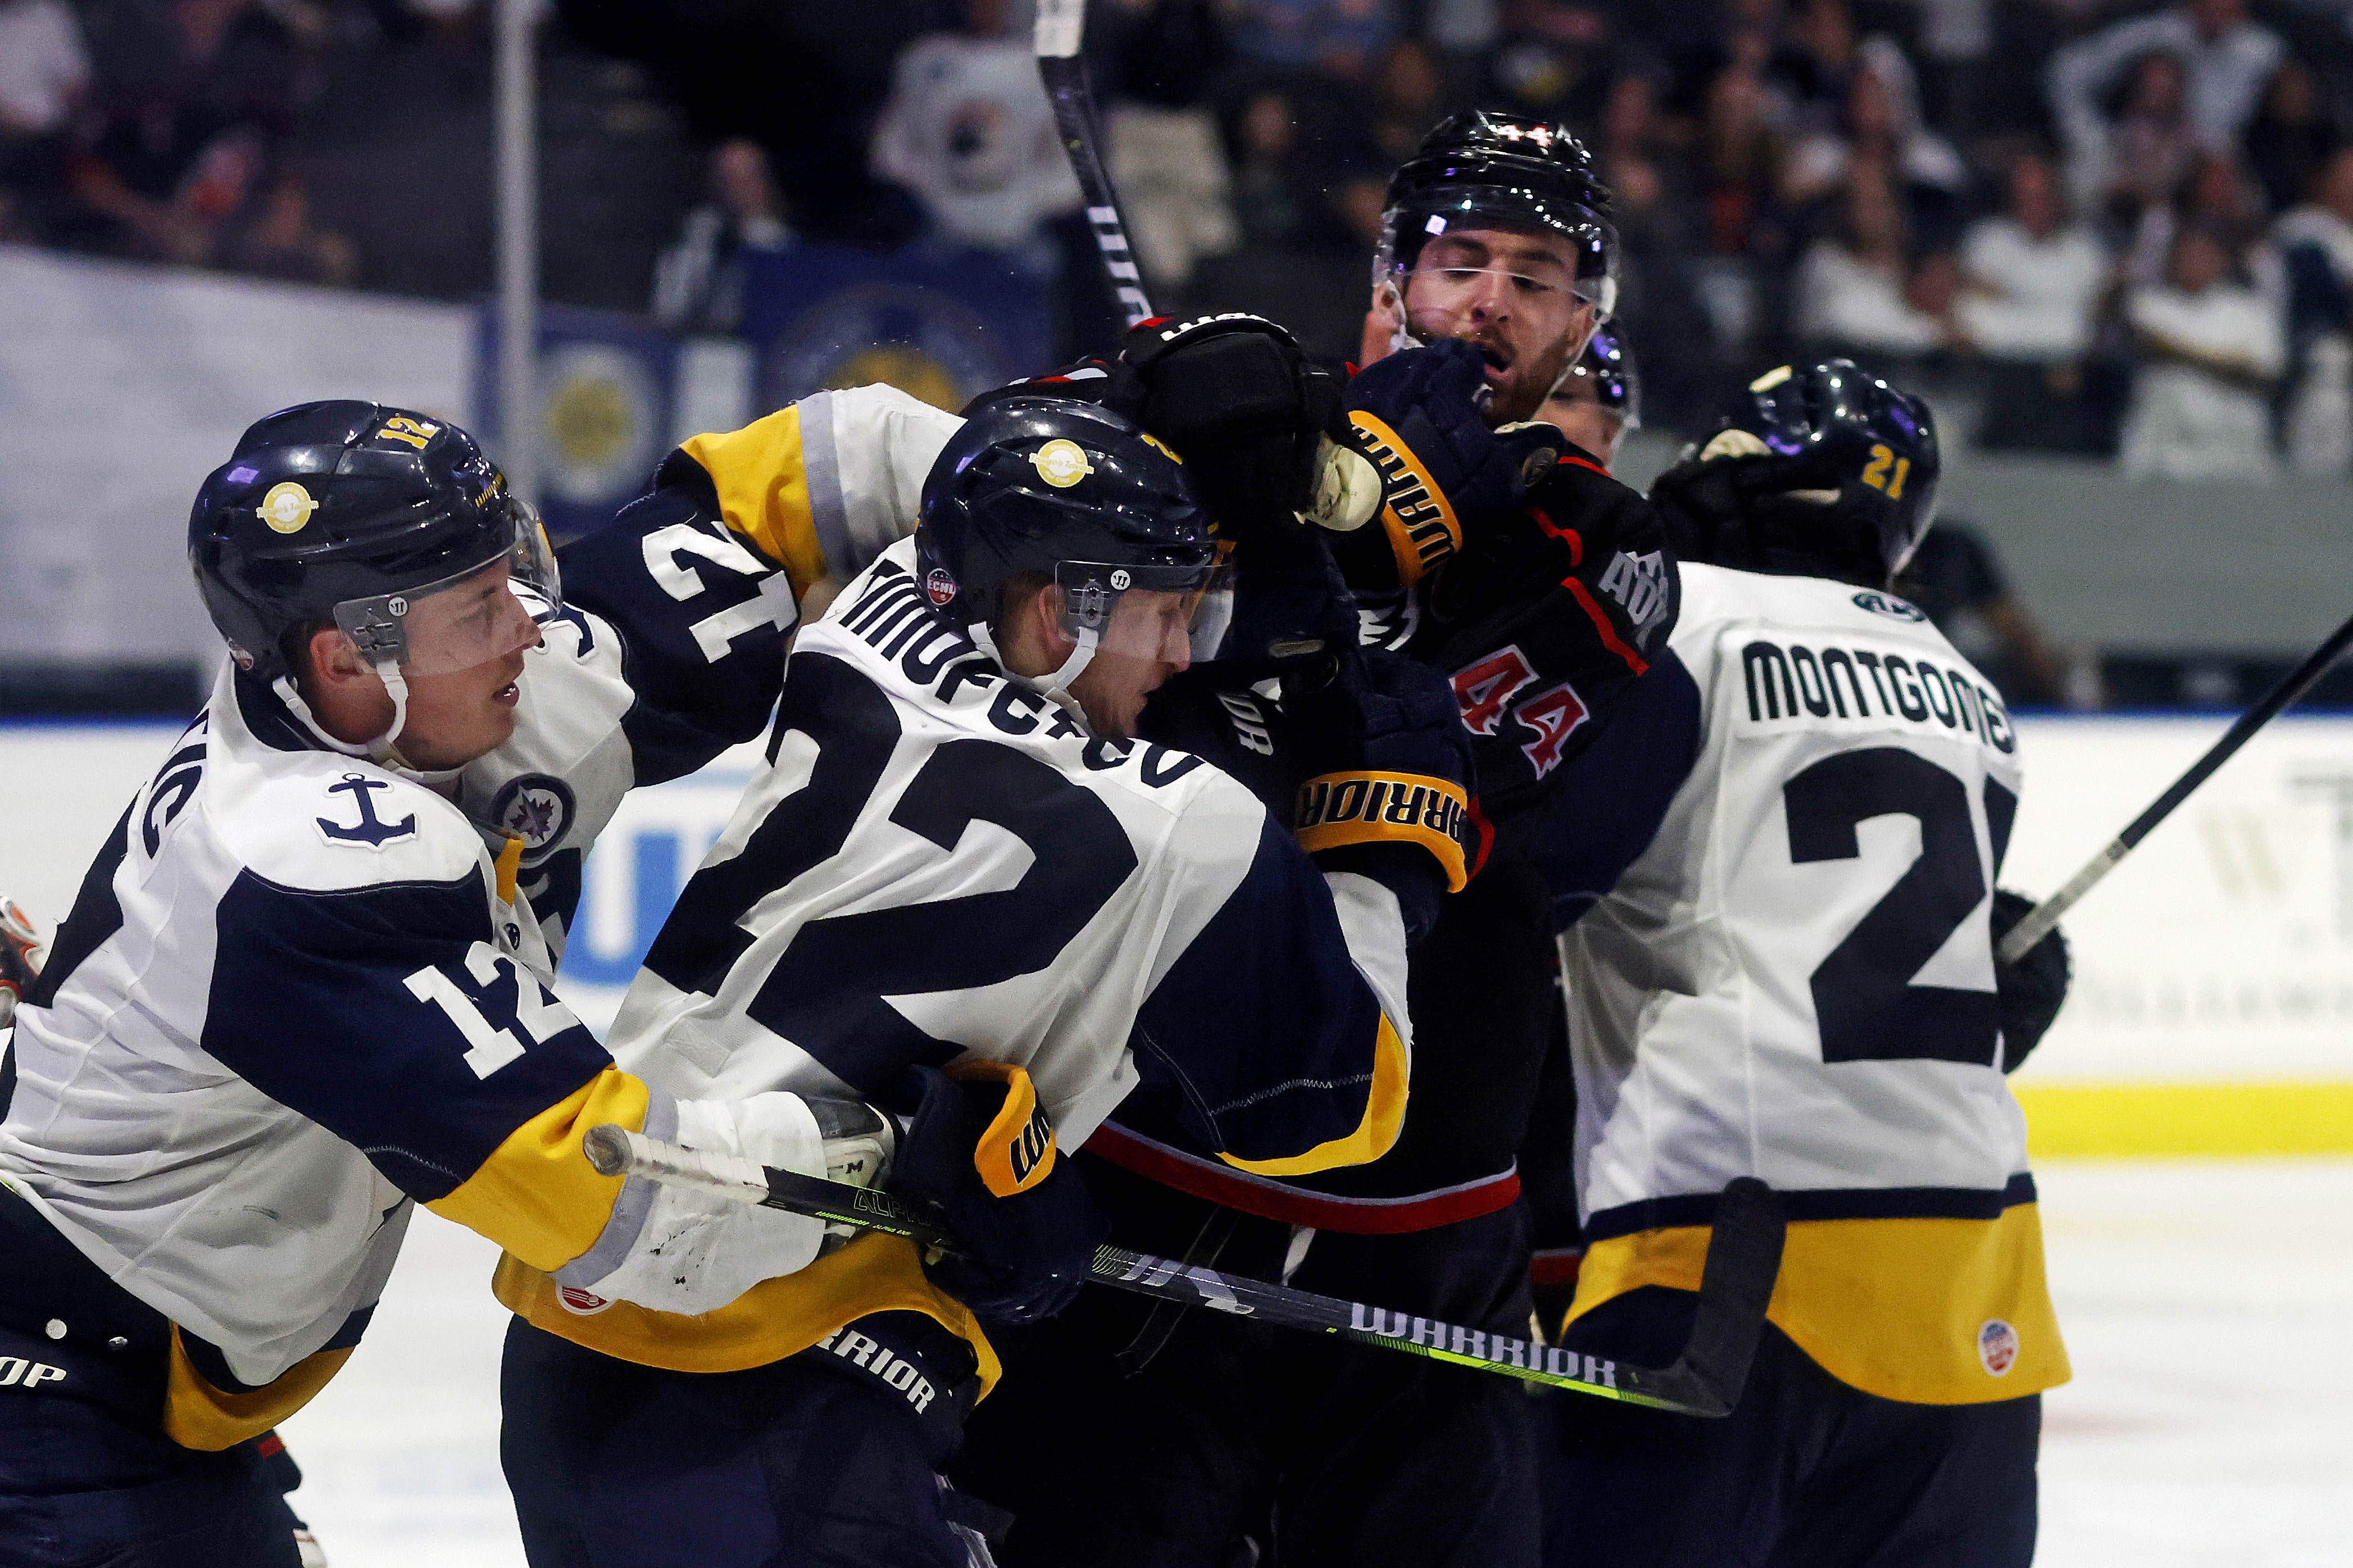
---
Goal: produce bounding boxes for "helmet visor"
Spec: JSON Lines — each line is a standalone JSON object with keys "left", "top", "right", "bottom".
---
{"left": 331, "top": 503, "right": 562, "bottom": 676}
{"left": 1052, "top": 553, "right": 1233, "bottom": 667}
{"left": 1387, "top": 190, "right": 1619, "bottom": 316}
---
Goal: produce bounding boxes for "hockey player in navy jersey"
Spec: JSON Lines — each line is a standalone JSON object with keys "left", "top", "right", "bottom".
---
{"left": 1531, "top": 360, "right": 2071, "bottom": 1566}
{"left": 0, "top": 396, "right": 954, "bottom": 1566}
{"left": 492, "top": 393, "right": 1470, "bottom": 1568}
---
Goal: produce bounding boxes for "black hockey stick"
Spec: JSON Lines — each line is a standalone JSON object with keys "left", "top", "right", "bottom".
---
{"left": 1035, "top": 0, "right": 1154, "bottom": 328}
{"left": 1998, "top": 604, "right": 2353, "bottom": 963}
{"left": 583, "top": 1124, "right": 1784, "bottom": 1417}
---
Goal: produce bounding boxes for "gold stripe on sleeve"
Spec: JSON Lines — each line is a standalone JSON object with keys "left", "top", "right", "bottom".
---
{"left": 425, "top": 1065, "right": 650, "bottom": 1271}
{"left": 679, "top": 405, "right": 828, "bottom": 595}
{"left": 1215, "top": 1012, "right": 1410, "bottom": 1178}
{"left": 162, "top": 1329, "right": 355, "bottom": 1451}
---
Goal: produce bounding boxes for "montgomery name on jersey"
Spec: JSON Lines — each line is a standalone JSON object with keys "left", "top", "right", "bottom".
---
{"left": 494, "top": 533, "right": 1418, "bottom": 1383}
{"left": 1556, "top": 563, "right": 2067, "bottom": 1403}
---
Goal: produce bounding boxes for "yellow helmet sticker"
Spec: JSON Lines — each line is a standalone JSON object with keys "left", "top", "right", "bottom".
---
{"left": 1139, "top": 431, "right": 1184, "bottom": 464}
{"left": 1747, "top": 364, "right": 1794, "bottom": 393}
{"left": 256, "top": 481, "right": 319, "bottom": 534}
{"left": 1030, "top": 438, "right": 1094, "bottom": 489}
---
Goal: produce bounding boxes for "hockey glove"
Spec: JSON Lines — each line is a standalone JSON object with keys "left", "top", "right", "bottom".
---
{"left": 1333, "top": 339, "right": 1568, "bottom": 592}
{"left": 1287, "top": 649, "right": 1476, "bottom": 938}
{"left": 892, "top": 1061, "right": 1108, "bottom": 1326}
{"left": 1116, "top": 312, "right": 1364, "bottom": 667}
{"left": 1990, "top": 889, "right": 2070, "bottom": 1073}
{"left": 0, "top": 897, "right": 40, "bottom": 1029}
{"left": 1650, "top": 430, "right": 1876, "bottom": 581}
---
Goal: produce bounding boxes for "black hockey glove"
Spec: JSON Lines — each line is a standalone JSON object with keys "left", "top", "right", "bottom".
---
{"left": 891, "top": 1061, "right": 1108, "bottom": 1326}
{"left": 1286, "top": 649, "right": 1476, "bottom": 938}
{"left": 1116, "top": 313, "right": 1362, "bottom": 669}
{"left": 1989, "top": 889, "right": 2070, "bottom": 1073}
{"left": 1333, "top": 340, "right": 1568, "bottom": 592}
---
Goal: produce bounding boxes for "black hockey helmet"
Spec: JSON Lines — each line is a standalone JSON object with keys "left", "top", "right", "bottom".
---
{"left": 1730, "top": 358, "right": 1939, "bottom": 583}
{"left": 189, "top": 401, "right": 559, "bottom": 681}
{"left": 1377, "top": 110, "right": 1619, "bottom": 318}
{"left": 915, "top": 395, "right": 1228, "bottom": 670}
{"left": 1560, "top": 319, "right": 1641, "bottom": 431}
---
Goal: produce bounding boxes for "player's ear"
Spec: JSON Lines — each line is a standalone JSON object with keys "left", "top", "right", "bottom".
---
{"left": 306, "top": 625, "right": 376, "bottom": 692}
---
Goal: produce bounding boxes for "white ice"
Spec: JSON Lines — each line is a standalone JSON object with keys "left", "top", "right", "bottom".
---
{"left": 272, "top": 1160, "right": 2353, "bottom": 1567}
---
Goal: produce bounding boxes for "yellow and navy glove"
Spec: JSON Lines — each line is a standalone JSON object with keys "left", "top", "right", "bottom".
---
{"left": 892, "top": 1061, "right": 1107, "bottom": 1326}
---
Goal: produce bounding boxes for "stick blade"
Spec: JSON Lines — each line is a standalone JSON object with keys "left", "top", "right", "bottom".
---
{"left": 1673, "top": 1176, "right": 1787, "bottom": 1417}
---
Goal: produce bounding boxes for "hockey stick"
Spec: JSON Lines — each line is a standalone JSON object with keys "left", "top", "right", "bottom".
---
{"left": 583, "top": 1124, "right": 1783, "bottom": 1417}
{"left": 1035, "top": 0, "right": 1154, "bottom": 329}
{"left": 1997, "top": 605, "right": 2353, "bottom": 963}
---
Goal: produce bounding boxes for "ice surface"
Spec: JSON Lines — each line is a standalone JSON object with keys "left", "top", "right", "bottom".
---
{"left": 272, "top": 1161, "right": 2353, "bottom": 1565}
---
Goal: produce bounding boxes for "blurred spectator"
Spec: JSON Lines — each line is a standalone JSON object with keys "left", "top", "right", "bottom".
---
{"left": 2245, "top": 58, "right": 2337, "bottom": 219}
{"left": 1225, "top": 85, "right": 1344, "bottom": 251}
{"left": 69, "top": 0, "right": 313, "bottom": 265}
{"left": 653, "top": 139, "right": 794, "bottom": 334}
{"left": 1795, "top": 166, "right": 1950, "bottom": 359}
{"left": 1103, "top": 0, "right": 1238, "bottom": 291}
{"left": 1895, "top": 522, "right": 2070, "bottom": 707}
{"left": 2050, "top": 0, "right": 2285, "bottom": 206}
{"left": 2120, "top": 222, "right": 2283, "bottom": 480}
{"left": 1771, "top": 0, "right": 1860, "bottom": 135}
{"left": 220, "top": 167, "right": 355, "bottom": 285}
{"left": 2076, "top": 47, "right": 2197, "bottom": 225}
{"left": 1961, "top": 149, "right": 2113, "bottom": 449}
{"left": 0, "top": 0, "right": 89, "bottom": 242}
{"left": 2123, "top": 149, "right": 2268, "bottom": 288}
{"left": 2275, "top": 146, "right": 2353, "bottom": 471}
{"left": 1229, "top": 0, "right": 1401, "bottom": 82}
{"left": 1913, "top": 0, "right": 1993, "bottom": 140}
{"left": 1781, "top": 34, "right": 1969, "bottom": 251}
{"left": 1482, "top": 0, "right": 1620, "bottom": 126}
{"left": 1360, "top": 39, "right": 1448, "bottom": 165}
{"left": 1689, "top": 56, "right": 1786, "bottom": 356}
{"left": 871, "top": 12, "right": 1081, "bottom": 257}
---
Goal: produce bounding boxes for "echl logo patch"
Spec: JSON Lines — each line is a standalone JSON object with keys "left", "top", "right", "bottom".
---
{"left": 924, "top": 567, "right": 958, "bottom": 606}
{"left": 1852, "top": 590, "right": 1928, "bottom": 622}
{"left": 557, "top": 1285, "right": 612, "bottom": 1315}
{"left": 489, "top": 774, "right": 575, "bottom": 856}
{"left": 1977, "top": 1318, "right": 2019, "bottom": 1376}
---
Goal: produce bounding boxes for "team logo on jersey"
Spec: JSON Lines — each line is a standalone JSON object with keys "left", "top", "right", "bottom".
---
{"left": 557, "top": 1284, "right": 613, "bottom": 1315}
{"left": 1030, "top": 439, "right": 1094, "bottom": 488}
{"left": 924, "top": 567, "right": 959, "bottom": 606}
{"left": 315, "top": 774, "right": 419, "bottom": 849}
{"left": 489, "top": 774, "right": 575, "bottom": 856}
{"left": 1852, "top": 590, "right": 1927, "bottom": 622}
{"left": 1598, "top": 549, "right": 1671, "bottom": 640}
{"left": 256, "top": 481, "right": 319, "bottom": 534}
{"left": 1355, "top": 588, "right": 1421, "bottom": 652}
{"left": 1977, "top": 1318, "right": 2019, "bottom": 1376}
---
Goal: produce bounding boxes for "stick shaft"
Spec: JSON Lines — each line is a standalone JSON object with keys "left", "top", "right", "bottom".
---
{"left": 585, "top": 1126, "right": 1742, "bottom": 1415}
{"left": 1034, "top": 0, "right": 1153, "bottom": 329}
{"left": 1998, "top": 606, "right": 2353, "bottom": 963}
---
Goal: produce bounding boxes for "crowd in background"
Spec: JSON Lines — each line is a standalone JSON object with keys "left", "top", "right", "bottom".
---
{"left": 17, "top": 0, "right": 2353, "bottom": 478}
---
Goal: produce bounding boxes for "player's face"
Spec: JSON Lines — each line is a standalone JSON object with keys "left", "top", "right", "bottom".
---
{"left": 1540, "top": 377, "right": 1623, "bottom": 467}
{"left": 1066, "top": 587, "right": 1194, "bottom": 738}
{"left": 383, "top": 561, "right": 543, "bottom": 768}
{"left": 1400, "top": 228, "right": 1599, "bottom": 425}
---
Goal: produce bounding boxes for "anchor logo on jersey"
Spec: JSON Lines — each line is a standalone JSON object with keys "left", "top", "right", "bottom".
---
{"left": 316, "top": 774, "right": 418, "bottom": 849}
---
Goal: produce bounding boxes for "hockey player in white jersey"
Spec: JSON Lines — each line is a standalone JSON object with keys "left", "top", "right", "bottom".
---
{"left": 0, "top": 398, "right": 952, "bottom": 1566}
{"left": 1530, "top": 360, "right": 2072, "bottom": 1566}
{"left": 494, "top": 393, "right": 1470, "bottom": 1568}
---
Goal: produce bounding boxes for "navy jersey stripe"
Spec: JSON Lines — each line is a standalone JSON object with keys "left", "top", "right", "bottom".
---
{"left": 202, "top": 870, "right": 615, "bottom": 1202}
{"left": 1533, "top": 648, "right": 1704, "bottom": 930}
{"left": 1584, "top": 1172, "right": 2039, "bottom": 1242}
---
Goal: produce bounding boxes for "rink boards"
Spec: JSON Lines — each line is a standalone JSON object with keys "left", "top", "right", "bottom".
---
{"left": 9, "top": 713, "right": 2353, "bottom": 1156}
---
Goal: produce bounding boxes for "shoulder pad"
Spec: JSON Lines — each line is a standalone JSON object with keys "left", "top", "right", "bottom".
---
{"left": 219, "top": 753, "right": 487, "bottom": 893}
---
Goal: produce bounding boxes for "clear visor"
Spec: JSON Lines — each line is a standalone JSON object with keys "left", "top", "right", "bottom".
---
{"left": 332, "top": 504, "right": 562, "bottom": 676}
{"left": 1051, "top": 553, "right": 1232, "bottom": 667}
{"left": 1388, "top": 194, "right": 1619, "bottom": 318}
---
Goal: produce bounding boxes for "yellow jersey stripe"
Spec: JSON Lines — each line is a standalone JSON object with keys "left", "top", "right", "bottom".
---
{"left": 1216, "top": 1012, "right": 1410, "bottom": 1178}
{"left": 425, "top": 1065, "right": 650, "bottom": 1271}
{"left": 161, "top": 1328, "right": 355, "bottom": 1451}
{"left": 1569, "top": 1205, "right": 2070, "bottom": 1405}
{"left": 680, "top": 405, "right": 829, "bottom": 596}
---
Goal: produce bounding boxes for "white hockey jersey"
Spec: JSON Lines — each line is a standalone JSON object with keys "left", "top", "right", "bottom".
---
{"left": 0, "top": 387, "right": 956, "bottom": 1448}
{"left": 494, "top": 538, "right": 1416, "bottom": 1385}
{"left": 1557, "top": 562, "right": 2068, "bottom": 1403}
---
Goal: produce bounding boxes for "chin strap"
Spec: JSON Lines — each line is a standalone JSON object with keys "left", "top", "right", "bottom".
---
{"left": 272, "top": 662, "right": 416, "bottom": 769}
{"left": 969, "top": 620, "right": 1100, "bottom": 730}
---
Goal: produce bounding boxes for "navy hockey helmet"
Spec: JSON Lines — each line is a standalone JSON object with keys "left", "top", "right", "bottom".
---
{"left": 1560, "top": 319, "right": 1641, "bottom": 432}
{"left": 1730, "top": 358, "right": 1939, "bottom": 583}
{"left": 915, "top": 396, "right": 1229, "bottom": 685}
{"left": 1377, "top": 110, "right": 1619, "bottom": 320}
{"left": 189, "top": 401, "right": 559, "bottom": 684}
